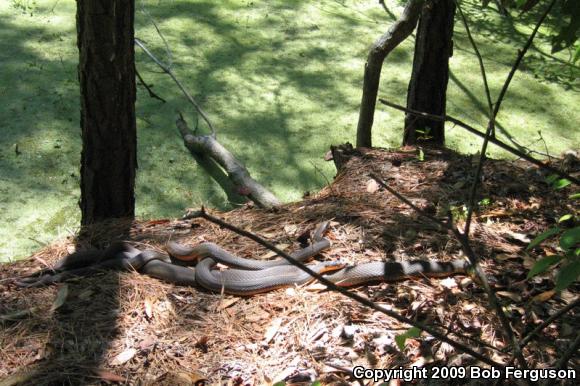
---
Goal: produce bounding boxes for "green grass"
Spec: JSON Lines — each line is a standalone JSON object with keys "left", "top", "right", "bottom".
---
{"left": 0, "top": 0, "right": 578, "bottom": 262}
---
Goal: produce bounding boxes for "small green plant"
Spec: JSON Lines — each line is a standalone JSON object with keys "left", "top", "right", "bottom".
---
{"left": 417, "top": 147, "right": 425, "bottom": 161}
{"left": 526, "top": 192, "right": 579, "bottom": 291}
{"left": 450, "top": 204, "right": 468, "bottom": 222}
{"left": 478, "top": 197, "right": 492, "bottom": 207}
{"left": 395, "top": 326, "right": 422, "bottom": 350}
{"left": 415, "top": 126, "right": 433, "bottom": 141}
{"left": 545, "top": 174, "right": 571, "bottom": 190}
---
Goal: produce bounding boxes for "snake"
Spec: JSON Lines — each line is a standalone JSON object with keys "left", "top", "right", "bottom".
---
{"left": 16, "top": 223, "right": 333, "bottom": 291}
{"left": 16, "top": 222, "right": 470, "bottom": 295}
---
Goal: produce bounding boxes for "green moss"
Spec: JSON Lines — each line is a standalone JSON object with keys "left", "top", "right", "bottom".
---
{"left": 0, "top": 0, "right": 578, "bottom": 261}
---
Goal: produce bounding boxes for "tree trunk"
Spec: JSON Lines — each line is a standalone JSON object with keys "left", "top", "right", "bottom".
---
{"left": 356, "top": 0, "right": 424, "bottom": 148}
{"left": 403, "top": 0, "right": 455, "bottom": 146}
{"left": 77, "top": 0, "right": 137, "bottom": 225}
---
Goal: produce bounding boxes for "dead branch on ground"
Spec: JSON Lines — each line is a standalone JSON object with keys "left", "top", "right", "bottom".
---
{"left": 176, "top": 115, "right": 280, "bottom": 208}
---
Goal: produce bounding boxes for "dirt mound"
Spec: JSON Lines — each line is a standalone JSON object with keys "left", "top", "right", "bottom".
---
{"left": 1, "top": 146, "right": 577, "bottom": 385}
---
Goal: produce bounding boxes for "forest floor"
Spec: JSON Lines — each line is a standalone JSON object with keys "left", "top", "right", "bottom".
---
{"left": 1, "top": 146, "right": 578, "bottom": 385}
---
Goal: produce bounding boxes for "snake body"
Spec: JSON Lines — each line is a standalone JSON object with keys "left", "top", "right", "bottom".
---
{"left": 17, "top": 245, "right": 171, "bottom": 287}
{"left": 17, "top": 222, "right": 470, "bottom": 295}
{"left": 166, "top": 239, "right": 331, "bottom": 269}
{"left": 194, "top": 258, "right": 344, "bottom": 295}
{"left": 322, "top": 260, "right": 469, "bottom": 287}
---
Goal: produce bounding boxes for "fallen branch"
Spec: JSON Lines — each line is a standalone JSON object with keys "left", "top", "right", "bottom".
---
{"left": 378, "top": 99, "right": 580, "bottom": 186}
{"left": 520, "top": 298, "right": 580, "bottom": 350}
{"left": 556, "top": 332, "right": 580, "bottom": 370}
{"left": 176, "top": 115, "right": 280, "bottom": 209}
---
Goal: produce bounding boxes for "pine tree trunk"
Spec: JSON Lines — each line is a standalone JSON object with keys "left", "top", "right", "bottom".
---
{"left": 77, "top": 0, "right": 137, "bottom": 225}
{"left": 403, "top": 0, "right": 455, "bottom": 146}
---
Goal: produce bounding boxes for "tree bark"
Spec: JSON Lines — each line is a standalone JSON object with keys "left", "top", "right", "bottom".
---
{"left": 403, "top": 0, "right": 455, "bottom": 146}
{"left": 77, "top": 0, "right": 137, "bottom": 225}
{"left": 356, "top": 0, "right": 424, "bottom": 148}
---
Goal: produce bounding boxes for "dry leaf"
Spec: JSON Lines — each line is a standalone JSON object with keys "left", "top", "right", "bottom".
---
{"left": 495, "top": 254, "right": 518, "bottom": 261}
{"left": 505, "top": 231, "right": 531, "bottom": 243}
{"left": 139, "top": 337, "right": 156, "bottom": 351}
{"left": 440, "top": 277, "right": 457, "bottom": 289}
{"left": 218, "top": 297, "right": 240, "bottom": 310}
{"left": 263, "top": 317, "right": 283, "bottom": 343}
{"left": 496, "top": 291, "right": 522, "bottom": 302}
{"left": 463, "top": 303, "right": 477, "bottom": 312}
{"left": 94, "top": 369, "right": 125, "bottom": 383}
{"left": 272, "top": 366, "right": 296, "bottom": 385}
{"left": 144, "top": 219, "right": 170, "bottom": 226}
{"left": 160, "top": 371, "right": 207, "bottom": 386}
{"left": 144, "top": 299, "right": 153, "bottom": 320}
{"left": 51, "top": 284, "right": 69, "bottom": 311}
{"left": 111, "top": 348, "right": 137, "bottom": 366}
{"left": 460, "top": 277, "right": 473, "bottom": 289}
{"left": 522, "top": 255, "right": 535, "bottom": 269}
{"left": 173, "top": 371, "right": 207, "bottom": 385}
{"left": 532, "top": 290, "right": 555, "bottom": 303}
{"left": 195, "top": 336, "right": 209, "bottom": 353}
{"left": 305, "top": 282, "right": 327, "bottom": 291}
{"left": 285, "top": 287, "right": 297, "bottom": 296}
{"left": 366, "top": 179, "right": 380, "bottom": 193}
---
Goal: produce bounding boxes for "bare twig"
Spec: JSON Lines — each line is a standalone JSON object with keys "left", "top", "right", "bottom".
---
{"left": 463, "top": 0, "right": 558, "bottom": 240}
{"left": 135, "top": 68, "right": 166, "bottom": 103}
{"left": 455, "top": 0, "right": 497, "bottom": 238}
{"left": 455, "top": 0, "right": 494, "bottom": 136}
{"left": 183, "top": 208, "right": 504, "bottom": 367}
{"left": 134, "top": 38, "right": 216, "bottom": 136}
{"left": 520, "top": 298, "right": 579, "bottom": 349}
{"left": 492, "top": 0, "right": 557, "bottom": 120}
{"left": 378, "top": 99, "right": 580, "bottom": 186}
{"left": 138, "top": 0, "right": 173, "bottom": 70}
{"left": 555, "top": 332, "right": 580, "bottom": 370}
{"left": 369, "top": 173, "right": 527, "bottom": 369}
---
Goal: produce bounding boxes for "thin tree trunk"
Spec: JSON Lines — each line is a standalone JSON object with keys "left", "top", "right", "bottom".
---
{"left": 403, "top": 0, "right": 455, "bottom": 146}
{"left": 356, "top": 0, "right": 424, "bottom": 148}
{"left": 77, "top": 0, "right": 137, "bottom": 225}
